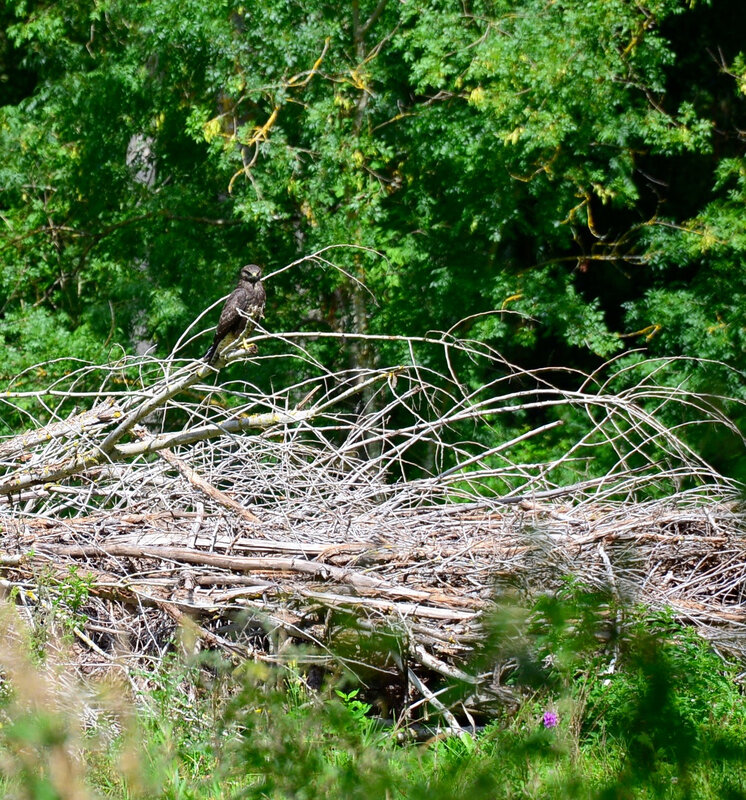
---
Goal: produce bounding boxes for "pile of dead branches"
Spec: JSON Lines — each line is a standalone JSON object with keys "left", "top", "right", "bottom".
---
{"left": 1, "top": 328, "right": 745, "bottom": 726}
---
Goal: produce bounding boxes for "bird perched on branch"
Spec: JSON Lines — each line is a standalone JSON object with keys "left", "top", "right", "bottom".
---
{"left": 204, "top": 263, "right": 266, "bottom": 364}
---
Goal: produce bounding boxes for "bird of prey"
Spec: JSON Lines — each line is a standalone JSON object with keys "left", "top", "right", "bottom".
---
{"left": 204, "top": 263, "right": 266, "bottom": 364}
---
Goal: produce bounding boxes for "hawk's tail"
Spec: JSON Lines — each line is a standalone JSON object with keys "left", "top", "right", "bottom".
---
{"left": 203, "top": 341, "right": 219, "bottom": 364}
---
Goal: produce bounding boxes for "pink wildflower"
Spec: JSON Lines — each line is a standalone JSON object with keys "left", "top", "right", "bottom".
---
{"left": 543, "top": 711, "right": 558, "bottom": 728}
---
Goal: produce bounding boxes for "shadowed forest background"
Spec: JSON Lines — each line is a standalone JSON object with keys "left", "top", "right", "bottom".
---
{"left": 2, "top": 0, "right": 746, "bottom": 464}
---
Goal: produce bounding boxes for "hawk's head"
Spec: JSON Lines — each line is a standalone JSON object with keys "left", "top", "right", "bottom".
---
{"left": 239, "top": 264, "right": 262, "bottom": 283}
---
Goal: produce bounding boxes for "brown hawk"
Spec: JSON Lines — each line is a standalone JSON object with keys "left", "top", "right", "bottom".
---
{"left": 204, "top": 263, "right": 266, "bottom": 364}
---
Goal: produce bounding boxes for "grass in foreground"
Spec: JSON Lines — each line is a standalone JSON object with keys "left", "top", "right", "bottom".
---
{"left": 2, "top": 591, "right": 746, "bottom": 799}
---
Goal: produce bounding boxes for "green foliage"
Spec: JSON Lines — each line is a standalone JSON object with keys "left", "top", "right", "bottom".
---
{"left": 2, "top": 0, "right": 746, "bottom": 431}
{"left": 20, "top": 566, "right": 95, "bottom": 656}
{"left": 4, "top": 590, "right": 746, "bottom": 798}
{"left": 52, "top": 565, "right": 93, "bottom": 620}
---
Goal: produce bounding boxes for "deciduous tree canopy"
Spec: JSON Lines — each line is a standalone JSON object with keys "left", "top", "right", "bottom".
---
{"left": 1, "top": 0, "right": 745, "bottom": 451}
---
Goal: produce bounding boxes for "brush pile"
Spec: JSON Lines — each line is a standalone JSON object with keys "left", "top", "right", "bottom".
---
{"left": 1, "top": 331, "right": 745, "bottom": 724}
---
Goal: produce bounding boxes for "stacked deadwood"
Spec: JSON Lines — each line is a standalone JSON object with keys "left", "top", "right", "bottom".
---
{"left": 1, "top": 333, "right": 745, "bottom": 726}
